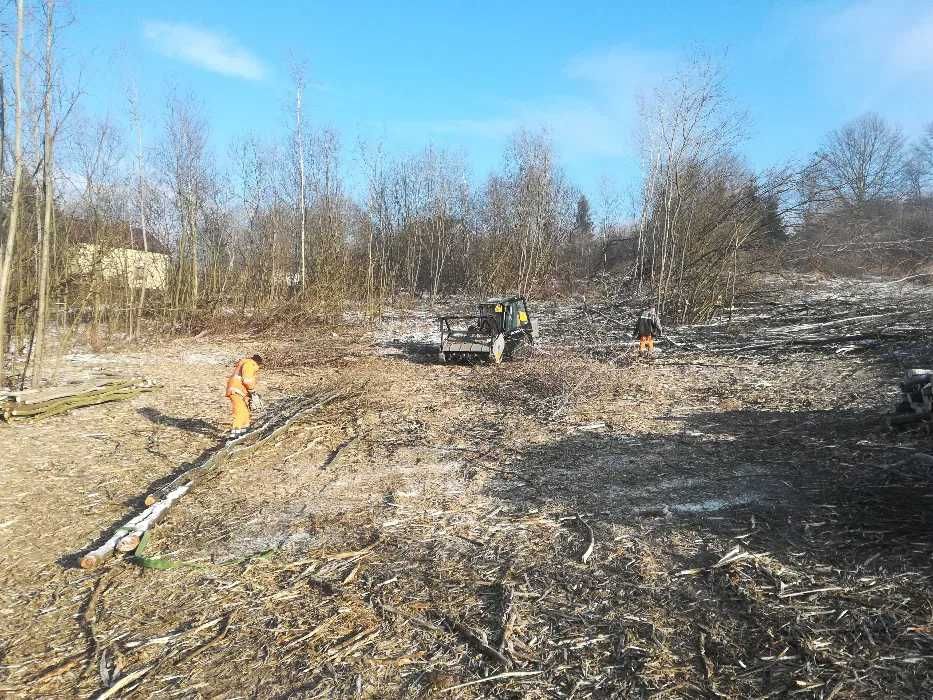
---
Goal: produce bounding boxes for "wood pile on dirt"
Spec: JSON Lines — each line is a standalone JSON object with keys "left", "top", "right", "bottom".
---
{"left": 892, "top": 369, "right": 932, "bottom": 427}
{"left": 0, "top": 377, "right": 156, "bottom": 423}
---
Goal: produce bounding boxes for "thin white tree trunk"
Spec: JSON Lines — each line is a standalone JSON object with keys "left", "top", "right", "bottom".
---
{"left": 130, "top": 86, "right": 148, "bottom": 340}
{"left": 296, "top": 79, "right": 307, "bottom": 291}
{"left": 0, "top": 0, "right": 26, "bottom": 384}
{"left": 31, "top": 0, "right": 56, "bottom": 385}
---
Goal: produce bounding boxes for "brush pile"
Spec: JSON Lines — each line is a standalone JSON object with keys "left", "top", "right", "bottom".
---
{"left": 0, "top": 376, "right": 156, "bottom": 423}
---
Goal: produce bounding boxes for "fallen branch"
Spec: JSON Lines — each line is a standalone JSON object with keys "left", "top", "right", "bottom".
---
{"left": 175, "top": 614, "right": 234, "bottom": 664}
{"left": 576, "top": 513, "right": 595, "bottom": 564}
{"left": 30, "top": 653, "right": 84, "bottom": 684}
{"left": 497, "top": 583, "right": 515, "bottom": 655}
{"left": 698, "top": 632, "right": 727, "bottom": 698}
{"left": 92, "top": 665, "right": 152, "bottom": 700}
{"left": 79, "top": 389, "right": 350, "bottom": 569}
{"left": 144, "top": 389, "right": 348, "bottom": 506}
{"left": 777, "top": 586, "right": 843, "bottom": 599}
{"left": 446, "top": 617, "right": 511, "bottom": 668}
{"left": 441, "top": 670, "right": 542, "bottom": 693}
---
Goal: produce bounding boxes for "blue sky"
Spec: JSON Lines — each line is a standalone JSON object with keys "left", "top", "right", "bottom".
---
{"left": 63, "top": 0, "right": 933, "bottom": 209}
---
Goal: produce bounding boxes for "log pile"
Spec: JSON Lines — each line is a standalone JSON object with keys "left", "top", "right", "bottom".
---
{"left": 79, "top": 388, "right": 350, "bottom": 569}
{"left": 891, "top": 369, "right": 932, "bottom": 427}
{"left": 1, "top": 377, "right": 156, "bottom": 423}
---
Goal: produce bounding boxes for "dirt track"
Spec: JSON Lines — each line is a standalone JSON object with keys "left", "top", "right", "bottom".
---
{"left": 2, "top": 277, "right": 932, "bottom": 698}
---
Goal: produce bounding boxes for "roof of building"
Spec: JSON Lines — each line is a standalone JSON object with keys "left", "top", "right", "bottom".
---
{"left": 65, "top": 217, "right": 171, "bottom": 256}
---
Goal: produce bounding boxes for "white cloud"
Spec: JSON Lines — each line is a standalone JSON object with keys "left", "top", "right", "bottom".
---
{"left": 423, "top": 46, "right": 674, "bottom": 161}
{"left": 823, "top": 0, "right": 933, "bottom": 78}
{"left": 890, "top": 16, "right": 933, "bottom": 75}
{"left": 143, "top": 21, "right": 265, "bottom": 80}
{"left": 565, "top": 45, "right": 675, "bottom": 106}
{"left": 430, "top": 101, "right": 625, "bottom": 159}
{"left": 517, "top": 99, "right": 628, "bottom": 158}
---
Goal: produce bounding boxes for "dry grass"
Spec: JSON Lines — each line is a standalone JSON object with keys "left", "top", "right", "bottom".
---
{"left": 1, "top": 277, "right": 932, "bottom": 698}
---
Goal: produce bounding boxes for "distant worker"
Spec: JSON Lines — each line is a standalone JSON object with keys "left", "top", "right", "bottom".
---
{"left": 634, "top": 307, "right": 663, "bottom": 355}
{"left": 225, "top": 354, "right": 263, "bottom": 438}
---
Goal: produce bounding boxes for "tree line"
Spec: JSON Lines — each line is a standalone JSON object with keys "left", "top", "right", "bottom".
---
{"left": 0, "top": 3, "right": 930, "bottom": 388}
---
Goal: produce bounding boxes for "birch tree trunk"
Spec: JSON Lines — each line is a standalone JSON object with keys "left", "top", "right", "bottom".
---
{"left": 31, "top": 0, "right": 56, "bottom": 385}
{"left": 130, "top": 87, "right": 149, "bottom": 340}
{"left": 295, "top": 74, "right": 307, "bottom": 293}
{"left": 0, "top": 0, "right": 25, "bottom": 384}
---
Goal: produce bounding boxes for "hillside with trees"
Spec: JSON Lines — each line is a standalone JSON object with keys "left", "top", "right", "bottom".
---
{"left": 0, "top": 4, "right": 930, "bottom": 388}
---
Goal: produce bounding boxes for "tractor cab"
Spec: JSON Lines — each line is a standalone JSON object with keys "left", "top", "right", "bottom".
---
{"left": 439, "top": 295, "right": 538, "bottom": 364}
{"left": 478, "top": 297, "right": 535, "bottom": 339}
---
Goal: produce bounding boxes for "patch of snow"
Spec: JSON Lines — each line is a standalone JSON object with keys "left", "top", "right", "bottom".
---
{"left": 371, "top": 308, "right": 440, "bottom": 357}
{"left": 220, "top": 531, "right": 312, "bottom": 561}
{"left": 668, "top": 493, "right": 757, "bottom": 513}
{"left": 182, "top": 351, "right": 228, "bottom": 365}
{"left": 65, "top": 352, "right": 144, "bottom": 365}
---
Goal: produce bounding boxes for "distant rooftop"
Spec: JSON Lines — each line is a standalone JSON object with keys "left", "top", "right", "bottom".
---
{"left": 65, "top": 217, "right": 171, "bottom": 256}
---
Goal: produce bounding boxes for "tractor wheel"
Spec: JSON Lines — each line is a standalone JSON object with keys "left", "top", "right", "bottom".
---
{"left": 509, "top": 340, "right": 532, "bottom": 361}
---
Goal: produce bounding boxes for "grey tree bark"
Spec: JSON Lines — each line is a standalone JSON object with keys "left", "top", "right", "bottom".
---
{"left": 0, "top": 0, "right": 26, "bottom": 385}
{"left": 31, "top": 0, "right": 56, "bottom": 385}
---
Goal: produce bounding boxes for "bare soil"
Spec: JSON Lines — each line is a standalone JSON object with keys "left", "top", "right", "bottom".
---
{"left": 1, "top": 276, "right": 932, "bottom": 699}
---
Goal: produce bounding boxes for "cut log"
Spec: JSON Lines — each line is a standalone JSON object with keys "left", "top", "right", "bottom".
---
{"left": 114, "top": 482, "right": 192, "bottom": 553}
{"left": 3, "top": 378, "right": 155, "bottom": 423}
{"left": 144, "top": 389, "right": 346, "bottom": 506}
{"left": 143, "top": 450, "right": 229, "bottom": 507}
{"left": 80, "top": 389, "right": 352, "bottom": 569}
{"left": 7, "top": 377, "right": 124, "bottom": 404}
{"left": 80, "top": 506, "right": 158, "bottom": 569}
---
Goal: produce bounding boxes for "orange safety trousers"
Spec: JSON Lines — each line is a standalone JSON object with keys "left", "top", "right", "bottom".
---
{"left": 226, "top": 358, "right": 259, "bottom": 429}
{"left": 228, "top": 393, "right": 251, "bottom": 429}
{"left": 639, "top": 335, "right": 654, "bottom": 352}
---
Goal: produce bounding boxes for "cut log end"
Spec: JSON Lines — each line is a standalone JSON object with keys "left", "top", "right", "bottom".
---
{"left": 79, "top": 554, "right": 100, "bottom": 569}
{"left": 116, "top": 534, "right": 140, "bottom": 553}
{"left": 144, "top": 495, "right": 157, "bottom": 506}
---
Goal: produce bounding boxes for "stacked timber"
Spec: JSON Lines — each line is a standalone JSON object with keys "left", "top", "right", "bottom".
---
{"left": 1, "top": 377, "right": 156, "bottom": 423}
{"left": 891, "top": 369, "right": 932, "bottom": 427}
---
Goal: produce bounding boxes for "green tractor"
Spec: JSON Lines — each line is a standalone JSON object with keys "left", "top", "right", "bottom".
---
{"left": 438, "top": 296, "right": 538, "bottom": 364}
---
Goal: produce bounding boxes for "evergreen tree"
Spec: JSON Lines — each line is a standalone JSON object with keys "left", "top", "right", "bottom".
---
{"left": 762, "top": 195, "right": 787, "bottom": 244}
{"left": 574, "top": 194, "right": 593, "bottom": 240}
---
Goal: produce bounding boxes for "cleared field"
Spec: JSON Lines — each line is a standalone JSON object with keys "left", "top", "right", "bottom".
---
{"left": 1, "top": 277, "right": 932, "bottom": 698}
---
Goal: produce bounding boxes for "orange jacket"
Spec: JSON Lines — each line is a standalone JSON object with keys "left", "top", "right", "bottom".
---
{"left": 226, "top": 358, "right": 259, "bottom": 398}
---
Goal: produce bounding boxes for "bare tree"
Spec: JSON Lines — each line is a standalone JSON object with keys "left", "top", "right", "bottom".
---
{"left": 634, "top": 54, "right": 756, "bottom": 320}
{"left": 160, "top": 93, "right": 210, "bottom": 320}
{"left": 126, "top": 83, "right": 150, "bottom": 340}
{"left": 908, "top": 122, "right": 933, "bottom": 197}
{"left": 815, "top": 113, "right": 905, "bottom": 206}
{"left": 0, "top": 0, "right": 25, "bottom": 384}
{"left": 292, "top": 65, "right": 308, "bottom": 292}
{"left": 30, "top": 0, "right": 57, "bottom": 384}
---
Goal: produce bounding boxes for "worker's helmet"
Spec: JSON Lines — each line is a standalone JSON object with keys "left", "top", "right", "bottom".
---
{"left": 252, "top": 353, "right": 264, "bottom": 366}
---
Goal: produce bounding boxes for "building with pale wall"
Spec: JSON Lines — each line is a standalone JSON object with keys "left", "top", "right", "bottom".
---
{"left": 67, "top": 218, "right": 171, "bottom": 290}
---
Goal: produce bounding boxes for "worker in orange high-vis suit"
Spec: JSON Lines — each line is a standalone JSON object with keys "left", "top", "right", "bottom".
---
{"left": 225, "top": 354, "right": 263, "bottom": 438}
{"left": 634, "top": 307, "right": 663, "bottom": 356}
